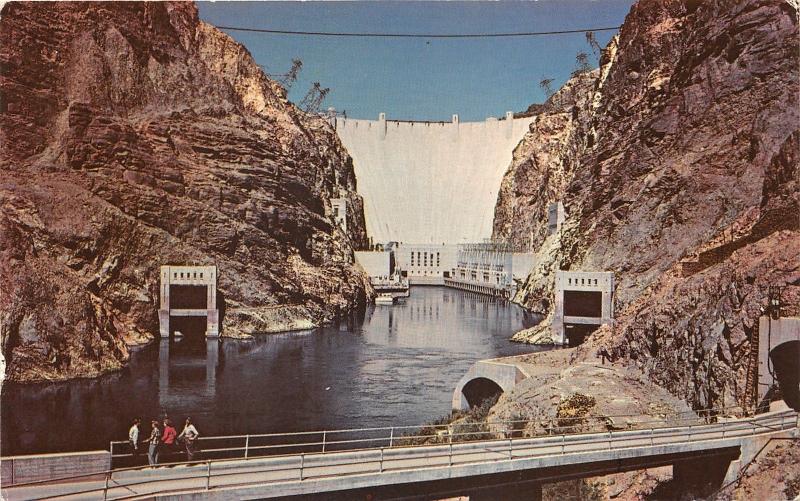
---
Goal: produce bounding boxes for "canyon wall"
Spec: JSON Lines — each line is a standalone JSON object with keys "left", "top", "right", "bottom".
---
{"left": 335, "top": 114, "right": 535, "bottom": 244}
{"left": 494, "top": 0, "right": 799, "bottom": 411}
{"left": 0, "top": 2, "right": 371, "bottom": 382}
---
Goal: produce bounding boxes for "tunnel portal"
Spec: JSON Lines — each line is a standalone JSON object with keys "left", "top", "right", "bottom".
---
{"left": 159, "top": 265, "right": 219, "bottom": 338}
{"left": 461, "top": 377, "right": 504, "bottom": 409}
{"left": 769, "top": 340, "right": 800, "bottom": 411}
{"left": 552, "top": 272, "right": 614, "bottom": 346}
{"left": 168, "top": 285, "right": 209, "bottom": 310}
{"left": 564, "top": 324, "right": 599, "bottom": 347}
{"left": 563, "top": 290, "right": 603, "bottom": 317}
{"left": 757, "top": 316, "right": 799, "bottom": 411}
{"left": 452, "top": 361, "right": 527, "bottom": 411}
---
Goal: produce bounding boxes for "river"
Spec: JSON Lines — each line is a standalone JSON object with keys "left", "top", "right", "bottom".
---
{"left": 1, "top": 286, "right": 546, "bottom": 456}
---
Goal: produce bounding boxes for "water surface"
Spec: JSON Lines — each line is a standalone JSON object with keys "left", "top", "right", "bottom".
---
{"left": 1, "top": 286, "right": 545, "bottom": 455}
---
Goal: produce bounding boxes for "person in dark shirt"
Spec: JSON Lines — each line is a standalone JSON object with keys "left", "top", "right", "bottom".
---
{"left": 599, "top": 346, "right": 611, "bottom": 365}
{"left": 145, "top": 420, "right": 161, "bottom": 466}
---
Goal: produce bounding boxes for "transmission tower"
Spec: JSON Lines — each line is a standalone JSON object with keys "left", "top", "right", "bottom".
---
{"left": 279, "top": 59, "right": 303, "bottom": 90}
{"left": 299, "top": 82, "right": 330, "bottom": 113}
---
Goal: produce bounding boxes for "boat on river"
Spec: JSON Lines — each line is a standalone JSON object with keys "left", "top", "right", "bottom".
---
{"left": 370, "top": 270, "right": 410, "bottom": 298}
{"left": 375, "top": 293, "right": 396, "bottom": 305}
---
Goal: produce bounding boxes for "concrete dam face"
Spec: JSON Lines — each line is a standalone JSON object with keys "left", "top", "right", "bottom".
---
{"left": 334, "top": 113, "right": 536, "bottom": 244}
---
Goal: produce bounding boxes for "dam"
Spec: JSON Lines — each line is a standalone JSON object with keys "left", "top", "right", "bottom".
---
{"left": 334, "top": 112, "right": 536, "bottom": 244}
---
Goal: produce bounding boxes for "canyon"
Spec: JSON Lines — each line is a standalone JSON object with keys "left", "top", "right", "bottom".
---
{"left": 489, "top": 0, "right": 799, "bottom": 497}
{"left": 494, "top": 0, "right": 799, "bottom": 413}
{"left": 0, "top": 2, "right": 370, "bottom": 382}
{"left": 0, "top": 0, "right": 798, "bottom": 497}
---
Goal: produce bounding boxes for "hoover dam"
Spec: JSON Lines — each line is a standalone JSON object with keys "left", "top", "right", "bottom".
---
{"left": 334, "top": 113, "right": 536, "bottom": 244}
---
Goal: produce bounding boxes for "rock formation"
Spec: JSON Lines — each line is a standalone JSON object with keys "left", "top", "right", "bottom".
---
{"left": 493, "top": 68, "right": 605, "bottom": 254}
{"left": 0, "top": 2, "right": 371, "bottom": 382}
{"left": 494, "top": 0, "right": 799, "bottom": 412}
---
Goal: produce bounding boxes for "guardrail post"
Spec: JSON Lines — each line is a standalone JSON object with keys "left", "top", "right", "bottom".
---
{"left": 449, "top": 442, "right": 453, "bottom": 467}
{"left": 103, "top": 471, "right": 110, "bottom": 500}
{"left": 322, "top": 431, "right": 327, "bottom": 453}
{"left": 244, "top": 435, "right": 250, "bottom": 458}
{"left": 562, "top": 434, "right": 566, "bottom": 454}
{"left": 389, "top": 427, "right": 394, "bottom": 448}
{"left": 688, "top": 424, "right": 691, "bottom": 442}
{"left": 380, "top": 447, "right": 384, "bottom": 472}
{"left": 300, "top": 453, "right": 305, "bottom": 480}
{"left": 608, "top": 431, "right": 612, "bottom": 450}
{"left": 722, "top": 421, "right": 725, "bottom": 439}
{"left": 508, "top": 438, "right": 513, "bottom": 459}
{"left": 206, "top": 461, "right": 211, "bottom": 491}
{"left": 650, "top": 427, "right": 654, "bottom": 446}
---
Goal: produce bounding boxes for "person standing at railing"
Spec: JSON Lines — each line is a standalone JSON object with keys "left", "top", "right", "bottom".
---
{"left": 178, "top": 417, "right": 200, "bottom": 461}
{"left": 128, "top": 418, "right": 141, "bottom": 457}
{"left": 144, "top": 420, "right": 162, "bottom": 465}
{"left": 162, "top": 418, "right": 177, "bottom": 459}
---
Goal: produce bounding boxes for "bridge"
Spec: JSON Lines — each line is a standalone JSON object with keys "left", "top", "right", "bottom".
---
{"left": 3, "top": 408, "right": 796, "bottom": 500}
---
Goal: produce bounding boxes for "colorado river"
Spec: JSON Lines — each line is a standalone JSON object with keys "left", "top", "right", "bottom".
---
{"left": 1, "top": 287, "right": 545, "bottom": 456}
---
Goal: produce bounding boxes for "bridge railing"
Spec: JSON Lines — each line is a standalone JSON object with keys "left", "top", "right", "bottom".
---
{"left": 7, "top": 410, "right": 796, "bottom": 500}
{"left": 108, "top": 405, "right": 756, "bottom": 467}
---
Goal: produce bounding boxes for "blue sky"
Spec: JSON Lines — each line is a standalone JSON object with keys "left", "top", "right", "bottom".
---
{"left": 198, "top": 1, "right": 635, "bottom": 122}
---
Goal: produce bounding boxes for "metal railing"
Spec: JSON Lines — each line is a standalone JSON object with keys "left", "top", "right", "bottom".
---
{"left": 5, "top": 409, "right": 796, "bottom": 500}
{"left": 107, "top": 405, "right": 748, "bottom": 465}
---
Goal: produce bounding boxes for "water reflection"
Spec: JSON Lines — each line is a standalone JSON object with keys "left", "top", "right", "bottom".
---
{"left": 1, "top": 287, "right": 546, "bottom": 455}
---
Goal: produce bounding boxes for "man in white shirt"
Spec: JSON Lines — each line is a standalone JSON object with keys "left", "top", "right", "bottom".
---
{"left": 178, "top": 417, "right": 200, "bottom": 461}
{"left": 129, "top": 418, "right": 141, "bottom": 457}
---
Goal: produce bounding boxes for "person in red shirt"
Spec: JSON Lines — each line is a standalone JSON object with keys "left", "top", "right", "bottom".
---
{"left": 161, "top": 418, "right": 177, "bottom": 460}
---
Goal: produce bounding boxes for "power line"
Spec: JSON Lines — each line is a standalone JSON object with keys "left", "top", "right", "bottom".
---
{"left": 216, "top": 25, "right": 621, "bottom": 39}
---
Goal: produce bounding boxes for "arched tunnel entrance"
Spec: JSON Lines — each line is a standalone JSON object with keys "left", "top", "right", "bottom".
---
{"left": 452, "top": 361, "right": 526, "bottom": 411}
{"left": 461, "top": 377, "right": 504, "bottom": 409}
{"left": 769, "top": 340, "right": 800, "bottom": 411}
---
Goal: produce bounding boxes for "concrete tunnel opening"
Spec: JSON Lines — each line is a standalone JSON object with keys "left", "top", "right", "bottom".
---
{"left": 769, "top": 340, "right": 800, "bottom": 411}
{"left": 169, "top": 284, "right": 208, "bottom": 309}
{"left": 166, "top": 284, "right": 214, "bottom": 339}
{"left": 563, "top": 290, "right": 603, "bottom": 318}
{"left": 169, "top": 316, "right": 208, "bottom": 341}
{"left": 564, "top": 324, "right": 599, "bottom": 347}
{"left": 563, "top": 290, "right": 603, "bottom": 346}
{"left": 461, "top": 377, "right": 504, "bottom": 409}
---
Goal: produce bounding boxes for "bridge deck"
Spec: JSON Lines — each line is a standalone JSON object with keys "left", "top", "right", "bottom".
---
{"left": 4, "top": 411, "right": 796, "bottom": 500}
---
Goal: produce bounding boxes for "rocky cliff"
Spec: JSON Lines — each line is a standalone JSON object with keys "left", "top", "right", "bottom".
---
{"left": 494, "top": 0, "right": 798, "bottom": 411}
{"left": 0, "top": 2, "right": 371, "bottom": 382}
{"left": 493, "top": 67, "right": 606, "bottom": 254}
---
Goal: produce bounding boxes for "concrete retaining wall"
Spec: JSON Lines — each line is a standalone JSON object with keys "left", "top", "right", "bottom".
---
{"left": 1, "top": 450, "right": 110, "bottom": 485}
